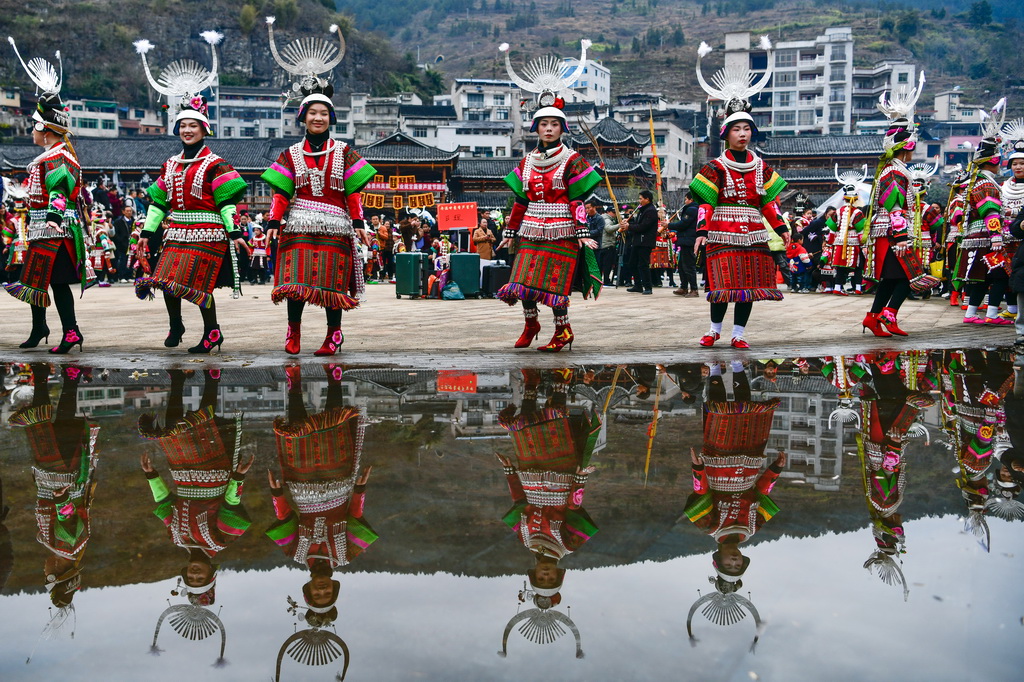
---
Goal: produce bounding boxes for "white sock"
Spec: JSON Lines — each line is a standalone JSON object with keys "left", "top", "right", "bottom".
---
{"left": 708, "top": 363, "right": 722, "bottom": 376}
{"left": 965, "top": 305, "right": 979, "bottom": 318}
{"left": 1009, "top": 305, "right": 1018, "bottom": 314}
{"left": 855, "top": 284, "right": 862, "bottom": 292}
{"left": 986, "top": 306, "right": 999, "bottom": 319}
{"left": 730, "top": 360, "right": 745, "bottom": 373}
{"left": 710, "top": 321, "right": 723, "bottom": 335}
{"left": 732, "top": 324, "right": 746, "bottom": 339}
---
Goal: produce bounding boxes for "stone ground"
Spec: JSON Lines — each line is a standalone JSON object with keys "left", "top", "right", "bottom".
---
{"left": 0, "top": 281, "right": 1017, "bottom": 368}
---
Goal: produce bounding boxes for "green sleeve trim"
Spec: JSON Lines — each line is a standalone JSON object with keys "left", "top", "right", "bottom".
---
{"left": 757, "top": 493, "right": 780, "bottom": 520}
{"left": 146, "top": 179, "right": 167, "bottom": 207}
{"left": 153, "top": 498, "right": 173, "bottom": 521}
{"left": 567, "top": 167, "right": 603, "bottom": 201}
{"left": 224, "top": 477, "right": 242, "bottom": 506}
{"left": 211, "top": 173, "right": 248, "bottom": 207}
{"left": 54, "top": 516, "right": 85, "bottom": 546}
{"left": 689, "top": 173, "right": 719, "bottom": 206}
{"left": 260, "top": 166, "right": 295, "bottom": 197}
{"left": 219, "top": 205, "right": 237, "bottom": 234}
{"left": 218, "top": 504, "right": 252, "bottom": 533}
{"left": 762, "top": 171, "right": 786, "bottom": 204}
{"left": 148, "top": 475, "right": 170, "bottom": 502}
{"left": 502, "top": 502, "right": 527, "bottom": 529}
{"left": 142, "top": 203, "right": 166, "bottom": 234}
{"left": 503, "top": 169, "right": 527, "bottom": 200}
{"left": 343, "top": 154, "right": 377, "bottom": 195}
{"left": 566, "top": 508, "right": 599, "bottom": 537}
{"left": 266, "top": 516, "right": 298, "bottom": 542}
{"left": 44, "top": 163, "right": 75, "bottom": 195}
{"left": 348, "top": 516, "right": 379, "bottom": 547}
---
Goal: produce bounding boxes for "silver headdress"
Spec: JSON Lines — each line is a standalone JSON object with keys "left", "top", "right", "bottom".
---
{"left": 8, "top": 37, "right": 69, "bottom": 133}
{"left": 878, "top": 71, "right": 926, "bottom": 151}
{"left": 686, "top": 576, "right": 763, "bottom": 652}
{"left": 972, "top": 97, "right": 1006, "bottom": 164}
{"left": 834, "top": 164, "right": 869, "bottom": 200}
{"left": 829, "top": 396, "right": 861, "bottom": 429}
{"left": 499, "top": 39, "right": 590, "bottom": 128}
{"left": 863, "top": 546, "right": 910, "bottom": 601}
{"left": 1002, "top": 118, "right": 1024, "bottom": 162}
{"left": 133, "top": 31, "right": 222, "bottom": 134}
{"left": 150, "top": 603, "right": 227, "bottom": 666}
{"left": 695, "top": 36, "right": 773, "bottom": 134}
{"left": 25, "top": 604, "right": 77, "bottom": 665}
{"left": 498, "top": 581, "right": 583, "bottom": 659}
{"left": 277, "top": 596, "right": 350, "bottom": 681}
{"left": 907, "top": 157, "right": 941, "bottom": 191}
{"left": 266, "top": 16, "right": 345, "bottom": 110}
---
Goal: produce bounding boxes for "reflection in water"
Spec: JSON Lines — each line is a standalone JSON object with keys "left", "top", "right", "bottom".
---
{"left": 0, "top": 353, "right": 1021, "bottom": 680}
{"left": 9, "top": 365, "right": 98, "bottom": 661}
{"left": 269, "top": 364, "right": 374, "bottom": 681}
{"left": 139, "top": 368, "right": 253, "bottom": 665}
{"left": 496, "top": 369, "right": 600, "bottom": 659}
{"left": 684, "top": 362, "right": 779, "bottom": 649}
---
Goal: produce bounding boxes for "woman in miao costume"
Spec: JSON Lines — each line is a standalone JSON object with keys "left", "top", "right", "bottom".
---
{"left": 5, "top": 39, "right": 92, "bottom": 354}
{"left": 262, "top": 18, "right": 376, "bottom": 356}
{"left": 823, "top": 165, "right": 870, "bottom": 296}
{"left": 133, "top": 32, "right": 249, "bottom": 353}
{"left": 906, "top": 158, "right": 944, "bottom": 299}
{"left": 494, "top": 41, "right": 603, "bottom": 353}
{"left": 861, "top": 73, "right": 940, "bottom": 337}
{"left": 999, "top": 119, "right": 1024, "bottom": 325}
{"left": 690, "top": 37, "right": 790, "bottom": 350}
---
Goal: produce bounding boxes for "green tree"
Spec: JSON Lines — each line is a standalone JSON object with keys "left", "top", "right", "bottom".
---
{"left": 239, "top": 4, "right": 258, "bottom": 34}
{"left": 967, "top": 0, "right": 992, "bottom": 26}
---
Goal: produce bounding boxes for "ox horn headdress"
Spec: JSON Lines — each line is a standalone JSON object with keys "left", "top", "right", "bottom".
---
{"left": 834, "top": 164, "right": 869, "bottom": 201}
{"left": 498, "top": 581, "right": 583, "bottom": 659}
{"left": 696, "top": 36, "right": 773, "bottom": 139}
{"left": 878, "top": 71, "right": 925, "bottom": 152}
{"left": 266, "top": 16, "right": 345, "bottom": 123}
{"left": 1002, "top": 118, "right": 1024, "bottom": 163}
{"left": 499, "top": 39, "right": 591, "bottom": 132}
{"left": 133, "top": 31, "right": 222, "bottom": 135}
{"left": 686, "top": 576, "right": 763, "bottom": 653}
{"left": 276, "top": 595, "right": 350, "bottom": 681}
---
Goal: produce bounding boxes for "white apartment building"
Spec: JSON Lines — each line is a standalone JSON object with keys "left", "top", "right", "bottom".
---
{"left": 399, "top": 104, "right": 457, "bottom": 146}
{"left": 933, "top": 88, "right": 984, "bottom": 124}
{"left": 350, "top": 92, "right": 421, "bottom": 146}
{"left": 215, "top": 86, "right": 286, "bottom": 139}
{"left": 562, "top": 58, "right": 612, "bottom": 106}
{"left": 118, "top": 105, "right": 165, "bottom": 136}
{"left": 437, "top": 120, "right": 514, "bottom": 158}
{"left": 618, "top": 118, "right": 695, "bottom": 191}
{"left": 66, "top": 98, "right": 119, "bottom": 137}
{"left": 851, "top": 59, "right": 917, "bottom": 124}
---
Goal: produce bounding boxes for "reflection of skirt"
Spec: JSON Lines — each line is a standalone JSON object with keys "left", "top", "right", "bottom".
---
{"left": 503, "top": 408, "right": 582, "bottom": 473}
{"left": 4, "top": 238, "right": 78, "bottom": 307}
{"left": 135, "top": 240, "right": 230, "bottom": 308}
{"left": 272, "top": 232, "right": 358, "bottom": 310}
{"left": 704, "top": 242, "right": 782, "bottom": 303}
{"left": 274, "top": 407, "right": 360, "bottom": 482}
{"left": 649, "top": 244, "right": 675, "bottom": 269}
{"left": 497, "top": 238, "right": 579, "bottom": 308}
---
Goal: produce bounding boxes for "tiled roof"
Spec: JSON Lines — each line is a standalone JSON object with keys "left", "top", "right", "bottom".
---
{"left": 777, "top": 167, "right": 859, "bottom": 182}
{"left": 446, "top": 191, "right": 511, "bottom": 209}
{"left": 451, "top": 158, "right": 518, "bottom": 179}
{"left": 568, "top": 117, "right": 649, "bottom": 146}
{"left": 399, "top": 105, "right": 457, "bottom": 119}
{"left": 359, "top": 132, "right": 460, "bottom": 162}
{"left": 597, "top": 157, "right": 656, "bottom": 176}
{"left": 756, "top": 134, "right": 884, "bottom": 157}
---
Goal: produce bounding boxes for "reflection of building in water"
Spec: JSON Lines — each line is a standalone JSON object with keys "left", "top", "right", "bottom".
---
{"left": 751, "top": 373, "right": 846, "bottom": 491}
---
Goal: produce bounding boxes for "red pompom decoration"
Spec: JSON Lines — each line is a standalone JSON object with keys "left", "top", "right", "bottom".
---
{"left": 553, "top": 97, "right": 565, "bottom": 109}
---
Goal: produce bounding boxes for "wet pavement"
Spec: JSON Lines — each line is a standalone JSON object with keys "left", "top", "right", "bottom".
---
{"left": 0, "top": 351, "right": 1021, "bottom": 681}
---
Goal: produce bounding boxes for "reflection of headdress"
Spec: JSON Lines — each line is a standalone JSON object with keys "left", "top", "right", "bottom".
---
{"left": 266, "top": 16, "right": 345, "bottom": 124}
{"left": 877, "top": 71, "right": 925, "bottom": 152}
{"left": 499, "top": 40, "right": 591, "bottom": 132}
{"left": 150, "top": 603, "right": 227, "bottom": 666}
{"left": 973, "top": 98, "right": 1006, "bottom": 165}
{"left": 863, "top": 526, "right": 909, "bottom": 601}
{"left": 1002, "top": 118, "right": 1024, "bottom": 163}
{"left": 277, "top": 596, "right": 350, "bottom": 682}
{"left": 8, "top": 37, "right": 70, "bottom": 135}
{"left": 498, "top": 580, "right": 583, "bottom": 659}
{"left": 133, "top": 31, "right": 222, "bottom": 135}
{"left": 686, "top": 576, "right": 762, "bottom": 652}
{"left": 696, "top": 36, "right": 773, "bottom": 139}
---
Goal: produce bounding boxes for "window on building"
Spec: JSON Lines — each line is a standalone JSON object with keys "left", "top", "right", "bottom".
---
{"left": 493, "top": 94, "right": 506, "bottom": 105}
{"left": 78, "top": 118, "right": 98, "bottom": 129}
{"left": 799, "top": 110, "right": 815, "bottom": 126}
{"left": 830, "top": 66, "right": 846, "bottom": 82}
{"left": 776, "top": 91, "right": 793, "bottom": 108}
{"left": 101, "top": 119, "right": 115, "bottom": 130}
{"left": 654, "top": 134, "right": 666, "bottom": 145}
{"left": 677, "top": 160, "right": 682, "bottom": 172}
{"left": 829, "top": 106, "right": 845, "bottom": 123}
{"left": 413, "top": 127, "right": 428, "bottom": 138}
{"left": 472, "top": 146, "right": 493, "bottom": 157}
{"left": 241, "top": 127, "right": 255, "bottom": 137}
{"left": 266, "top": 128, "right": 278, "bottom": 138}
{"left": 776, "top": 71, "right": 796, "bottom": 86}
{"left": 775, "top": 111, "right": 795, "bottom": 127}
{"left": 829, "top": 87, "right": 845, "bottom": 103}
{"left": 830, "top": 45, "right": 846, "bottom": 62}
{"left": 223, "top": 127, "right": 233, "bottom": 137}
{"left": 467, "top": 93, "right": 484, "bottom": 105}
{"left": 134, "top": 109, "right": 145, "bottom": 118}
{"left": 776, "top": 50, "right": 797, "bottom": 68}
{"left": 496, "top": 147, "right": 506, "bottom": 156}
{"left": 898, "top": 72, "right": 909, "bottom": 83}
{"left": 495, "top": 108, "right": 509, "bottom": 120}
{"left": 335, "top": 123, "right": 348, "bottom": 134}
{"left": 71, "top": 104, "right": 83, "bottom": 111}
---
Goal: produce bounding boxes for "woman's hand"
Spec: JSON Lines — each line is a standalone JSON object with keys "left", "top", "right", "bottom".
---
{"left": 356, "top": 466, "right": 373, "bottom": 486}
{"left": 690, "top": 447, "right": 703, "bottom": 466}
{"left": 140, "top": 454, "right": 154, "bottom": 473}
{"left": 495, "top": 453, "right": 511, "bottom": 468}
{"left": 693, "top": 236, "right": 706, "bottom": 255}
{"left": 267, "top": 469, "right": 281, "bottom": 489}
{"left": 235, "top": 454, "right": 255, "bottom": 476}
{"left": 233, "top": 237, "right": 251, "bottom": 257}
{"left": 136, "top": 237, "right": 150, "bottom": 259}
{"left": 578, "top": 237, "right": 598, "bottom": 250}
{"left": 498, "top": 237, "right": 514, "bottom": 250}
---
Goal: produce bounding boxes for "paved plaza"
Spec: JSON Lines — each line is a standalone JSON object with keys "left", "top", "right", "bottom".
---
{"left": 0, "top": 282, "right": 1014, "bottom": 368}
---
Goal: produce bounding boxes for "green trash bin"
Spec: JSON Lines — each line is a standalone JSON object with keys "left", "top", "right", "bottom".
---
{"left": 395, "top": 252, "right": 425, "bottom": 299}
{"left": 448, "top": 252, "right": 481, "bottom": 298}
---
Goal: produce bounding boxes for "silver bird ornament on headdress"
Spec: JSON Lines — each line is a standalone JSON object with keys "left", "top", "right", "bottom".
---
{"left": 499, "top": 39, "right": 591, "bottom": 102}
{"left": 7, "top": 37, "right": 62, "bottom": 96}
{"left": 686, "top": 577, "right": 764, "bottom": 653}
{"left": 150, "top": 603, "right": 227, "bottom": 666}
{"left": 978, "top": 97, "right": 1007, "bottom": 140}
{"left": 266, "top": 16, "right": 346, "bottom": 100}
{"left": 863, "top": 548, "right": 910, "bottom": 601}
{"left": 695, "top": 36, "right": 773, "bottom": 115}
{"left": 908, "top": 157, "right": 941, "bottom": 188}
{"left": 828, "top": 396, "right": 861, "bottom": 429}
{"left": 877, "top": 71, "right": 926, "bottom": 123}
{"left": 498, "top": 581, "right": 583, "bottom": 659}
{"left": 133, "top": 31, "right": 221, "bottom": 106}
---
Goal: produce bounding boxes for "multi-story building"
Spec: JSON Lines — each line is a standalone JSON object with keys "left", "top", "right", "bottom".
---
{"left": 0, "top": 88, "right": 27, "bottom": 136}
{"left": 66, "top": 98, "right": 119, "bottom": 137}
{"left": 933, "top": 88, "right": 985, "bottom": 124}
{"left": 215, "top": 86, "right": 287, "bottom": 139}
{"left": 399, "top": 104, "right": 457, "bottom": 147}
{"left": 117, "top": 105, "right": 165, "bottom": 136}
{"left": 851, "top": 59, "right": 917, "bottom": 125}
{"left": 350, "top": 92, "right": 421, "bottom": 146}
{"left": 436, "top": 121, "right": 514, "bottom": 158}
{"left": 561, "top": 57, "right": 612, "bottom": 106}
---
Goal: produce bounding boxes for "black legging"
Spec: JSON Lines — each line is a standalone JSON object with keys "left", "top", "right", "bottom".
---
{"left": 707, "top": 368, "right": 751, "bottom": 403}
{"left": 287, "top": 299, "right": 342, "bottom": 327}
{"left": 967, "top": 275, "right": 1009, "bottom": 309}
{"left": 286, "top": 369, "right": 343, "bottom": 423}
{"left": 869, "top": 279, "right": 911, "bottom": 314}
{"left": 163, "top": 292, "right": 219, "bottom": 331}
{"left": 709, "top": 301, "right": 752, "bottom": 326}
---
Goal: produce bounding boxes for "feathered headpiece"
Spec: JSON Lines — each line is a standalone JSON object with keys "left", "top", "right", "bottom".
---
{"left": 276, "top": 596, "right": 350, "bottom": 681}
{"left": 133, "top": 31, "right": 222, "bottom": 135}
{"left": 878, "top": 71, "right": 925, "bottom": 152}
{"left": 1002, "top": 118, "right": 1024, "bottom": 163}
{"left": 907, "top": 157, "right": 940, "bottom": 190}
{"left": 686, "top": 576, "right": 763, "bottom": 653}
{"left": 8, "top": 37, "right": 70, "bottom": 134}
{"left": 834, "top": 164, "right": 869, "bottom": 201}
{"left": 499, "top": 39, "right": 591, "bottom": 132}
{"left": 696, "top": 36, "right": 773, "bottom": 139}
{"left": 266, "top": 17, "right": 346, "bottom": 124}
{"left": 863, "top": 548, "right": 910, "bottom": 601}
{"left": 972, "top": 97, "right": 1006, "bottom": 165}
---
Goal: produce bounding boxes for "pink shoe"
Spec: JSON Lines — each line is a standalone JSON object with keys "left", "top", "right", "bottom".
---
{"left": 962, "top": 317, "right": 985, "bottom": 324}
{"left": 984, "top": 317, "right": 1013, "bottom": 326}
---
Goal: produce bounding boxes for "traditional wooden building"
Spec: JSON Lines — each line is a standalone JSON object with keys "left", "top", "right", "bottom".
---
{"left": 755, "top": 134, "right": 884, "bottom": 207}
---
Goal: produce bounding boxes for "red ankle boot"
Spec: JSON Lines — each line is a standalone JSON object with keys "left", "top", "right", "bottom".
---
{"left": 537, "top": 323, "right": 574, "bottom": 352}
{"left": 314, "top": 326, "right": 344, "bottom": 356}
{"left": 285, "top": 321, "right": 301, "bottom": 355}
{"left": 514, "top": 317, "right": 541, "bottom": 348}
{"left": 879, "top": 307, "right": 908, "bottom": 336}
{"left": 949, "top": 291, "right": 959, "bottom": 306}
{"left": 861, "top": 312, "right": 893, "bottom": 337}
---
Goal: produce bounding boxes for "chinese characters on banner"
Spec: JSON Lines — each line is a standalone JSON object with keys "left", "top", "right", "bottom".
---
{"left": 437, "top": 202, "right": 478, "bottom": 231}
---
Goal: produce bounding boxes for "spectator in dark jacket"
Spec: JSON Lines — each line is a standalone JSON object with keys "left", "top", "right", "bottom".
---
{"left": 800, "top": 207, "right": 833, "bottom": 282}
{"left": 112, "top": 204, "right": 134, "bottom": 281}
{"left": 620, "top": 189, "right": 659, "bottom": 294}
{"left": 669, "top": 192, "right": 700, "bottom": 296}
